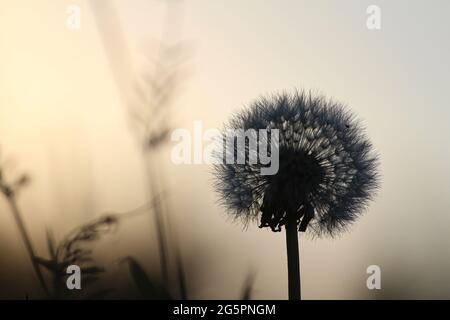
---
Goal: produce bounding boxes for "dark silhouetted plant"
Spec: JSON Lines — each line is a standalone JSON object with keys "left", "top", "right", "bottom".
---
{"left": 122, "top": 256, "right": 255, "bottom": 300}
{"left": 214, "top": 91, "right": 379, "bottom": 299}
{"left": 33, "top": 201, "right": 156, "bottom": 299}
{"left": 121, "top": 257, "right": 172, "bottom": 300}
{"left": 0, "top": 152, "right": 118, "bottom": 298}
{"left": 34, "top": 215, "right": 119, "bottom": 299}
{"left": 0, "top": 163, "right": 50, "bottom": 297}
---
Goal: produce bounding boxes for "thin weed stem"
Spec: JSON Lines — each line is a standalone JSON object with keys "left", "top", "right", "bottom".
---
{"left": 166, "top": 213, "right": 188, "bottom": 299}
{"left": 6, "top": 194, "right": 50, "bottom": 297}
{"left": 145, "top": 160, "right": 169, "bottom": 285}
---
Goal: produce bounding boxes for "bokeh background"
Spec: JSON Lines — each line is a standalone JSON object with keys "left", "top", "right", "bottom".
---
{"left": 1, "top": 0, "right": 450, "bottom": 299}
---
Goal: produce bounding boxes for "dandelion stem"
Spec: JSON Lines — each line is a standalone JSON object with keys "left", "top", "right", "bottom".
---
{"left": 286, "top": 221, "right": 301, "bottom": 300}
{"left": 6, "top": 194, "right": 50, "bottom": 297}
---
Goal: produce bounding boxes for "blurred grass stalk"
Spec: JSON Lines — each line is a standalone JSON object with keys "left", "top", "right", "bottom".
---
{"left": 7, "top": 197, "right": 50, "bottom": 297}
{"left": 90, "top": 0, "right": 187, "bottom": 298}
{"left": 0, "top": 174, "right": 50, "bottom": 297}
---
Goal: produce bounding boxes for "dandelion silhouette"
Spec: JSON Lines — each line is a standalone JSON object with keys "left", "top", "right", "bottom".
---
{"left": 214, "top": 91, "right": 379, "bottom": 299}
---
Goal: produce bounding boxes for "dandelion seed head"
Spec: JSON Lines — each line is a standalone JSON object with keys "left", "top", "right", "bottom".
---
{"left": 214, "top": 91, "right": 380, "bottom": 237}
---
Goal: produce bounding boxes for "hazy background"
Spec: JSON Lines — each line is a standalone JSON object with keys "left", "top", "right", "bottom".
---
{"left": 1, "top": 0, "right": 450, "bottom": 299}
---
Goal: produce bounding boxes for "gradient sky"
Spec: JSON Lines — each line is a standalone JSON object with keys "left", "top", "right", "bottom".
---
{"left": 1, "top": 0, "right": 450, "bottom": 299}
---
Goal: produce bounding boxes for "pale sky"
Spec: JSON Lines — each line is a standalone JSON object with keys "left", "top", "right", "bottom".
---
{"left": 0, "top": 0, "right": 450, "bottom": 299}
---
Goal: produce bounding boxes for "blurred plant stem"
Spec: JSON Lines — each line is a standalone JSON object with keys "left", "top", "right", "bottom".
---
{"left": 145, "top": 159, "right": 169, "bottom": 284}
{"left": 90, "top": 0, "right": 188, "bottom": 298}
{"left": 286, "top": 221, "right": 301, "bottom": 300}
{"left": 165, "top": 202, "right": 188, "bottom": 299}
{"left": 240, "top": 271, "right": 256, "bottom": 300}
{"left": 4, "top": 193, "right": 49, "bottom": 297}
